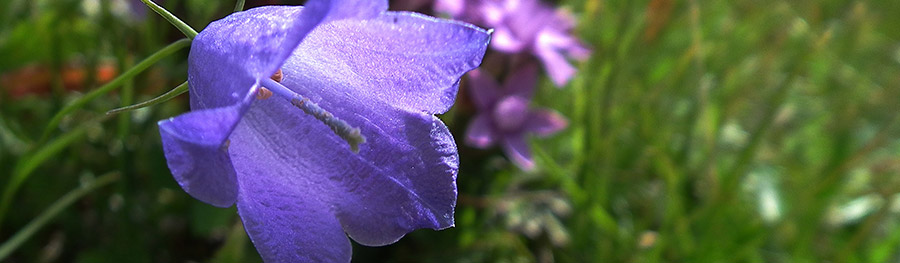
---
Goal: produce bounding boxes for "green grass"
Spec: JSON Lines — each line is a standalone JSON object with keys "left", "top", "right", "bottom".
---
{"left": 2, "top": 0, "right": 900, "bottom": 262}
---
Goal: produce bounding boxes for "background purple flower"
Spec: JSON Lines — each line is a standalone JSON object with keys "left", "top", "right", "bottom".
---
{"left": 465, "top": 63, "right": 567, "bottom": 170}
{"left": 436, "top": 0, "right": 591, "bottom": 87}
{"left": 157, "top": 0, "right": 490, "bottom": 261}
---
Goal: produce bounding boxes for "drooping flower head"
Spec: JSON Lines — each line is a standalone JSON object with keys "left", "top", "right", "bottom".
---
{"left": 437, "top": 0, "right": 591, "bottom": 87}
{"left": 465, "top": 63, "right": 567, "bottom": 170}
{"left": 157, "top": 0, "right": 490, "bottom": 261}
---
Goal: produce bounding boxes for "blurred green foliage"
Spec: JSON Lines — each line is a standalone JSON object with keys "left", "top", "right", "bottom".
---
{"left": 2, "top": 0, "right": 900, "bottom": 262}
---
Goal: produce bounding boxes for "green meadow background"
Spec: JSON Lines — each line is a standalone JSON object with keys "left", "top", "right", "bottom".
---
{"left": 3, "top": 0, "right": 900, "bottom": 262}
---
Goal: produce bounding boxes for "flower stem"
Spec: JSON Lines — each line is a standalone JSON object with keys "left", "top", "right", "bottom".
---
{"left": 0, "top": 172, "right": 119, "bottom": 261}
{"left": 40, "top": 38, "right": 190, "bottom": 143}
{"left": 106, "top": 81, "right": 189, "bottom": 115}
{"left": 234, "top": 0, "right": 245, "bottom": 12}
{"left": 141, "top": 0, "right": 198, "bottom": 39}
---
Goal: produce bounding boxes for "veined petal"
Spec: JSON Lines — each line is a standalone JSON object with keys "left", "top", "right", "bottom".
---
{"left": 324, "top": 0, "right": 388, "bottom": 21}
{"left": 335, "top": 113, "right": 459, "bottom": 245}
{"left": 158, "top": 102, "right": 249, "bottom": 207}
{"left": 188, "top": 5, "right": 322, "bottom": 110}
{"left": 230, "top": 97, "right": 458, "bottom": 248}
{"left": 292, "top": 11, "right": 490, "bottom": 114}
{"left": 168, "top": 1, "right": 350, "bottom": 208}
{"left": 163, "top": 1, "right": 490, "bottom": 261}
{"left": 234, "top": 159, "right": 352, "bottom": 263}
{"left": 229, "top": 33, "right": 480, "bottom": 243}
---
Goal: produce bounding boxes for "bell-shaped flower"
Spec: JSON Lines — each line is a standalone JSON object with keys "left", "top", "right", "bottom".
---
{"left": 156, "top": 0, "right": 490, "bottom": 261}
{"left": 437, "top": 0, "right": 591, "bottom": 87}
{"left": 465, "top": 64, "right": 567, "bottom": 170}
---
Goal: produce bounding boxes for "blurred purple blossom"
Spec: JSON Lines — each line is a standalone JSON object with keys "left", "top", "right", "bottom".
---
{"left": 129, "top": 0, "right": 149, "bottom": 18}
{"left": 391, "top": 0, "right": 433, "bottom": 11}
{"left": 465, "top": 64, "right": 568, "bottom": 170}
{"left": 436, "top": 0, "right": 591, "bottom": 87}
{"left": 156, "top": 0, "right": 490, "bottom": 261}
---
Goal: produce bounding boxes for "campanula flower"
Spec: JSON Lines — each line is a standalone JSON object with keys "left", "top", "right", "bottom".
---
{"left": 156, "top": 0, "right": 490, "bottom": 261}
{"left": 465, "top": 64, "right": 567, "bottom": 170}
{"left": 437, "top": 0, "right": 591, "bottom": 87}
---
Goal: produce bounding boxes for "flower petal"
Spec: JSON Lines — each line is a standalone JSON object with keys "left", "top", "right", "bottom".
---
{"left": 501, "top": 134, "right": 535, "bottom": 170}
{"left": 168, "top": 1, "right": 368, "bottom": 208}
{"left": 324, "top": 0, "right": 388, "bottom": 21}
{"left": 187, "top": 1, "right": 394, "bottom": 109}
{"left": 525, "top": 109, "right": 568, "bottom": 137}
{"left": 435, "top": 0, "right": 465, "bottom": 17}
{"left": 158, "top": 103, "right": 248, "bottom": 207}
{"left": 535, "top": 32, "right": 578, "bottom": 87}
{"left": 465, "top": 69, "right": 501, "bottom": 111}
{"left": 502, "top": 63, "right": 538, "bottom": 99}
{"left": 292, "top": 11, "right": 490, "bottom": 114}
{"left": 465, "top": 113, "right": 496, "bottom": 148}
{"left": 229, "top": 95, "right": 458, "bottom": 247}
{"left": 188, "top": 5, "right": 330, "bottom": 110}
{"left": 233, "top": 155, "right": 352, "bottom": 263}
{"left": 490, "top": 26, "right": 527, "bottom": 53}
{"left": 335, "top": 113, "right": 459, "bottom": 245}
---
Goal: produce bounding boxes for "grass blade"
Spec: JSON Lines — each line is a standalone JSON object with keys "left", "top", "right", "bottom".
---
{"left": 141, "top": 0, "right": 198, "bottom": 39}
{"left": 0, "top": 172, "right": 120, "bottom": 261}
{"left": 106, "top": 81, "right": 188, "bottom": 115}
{"left": 39, "top": 38, "right": 190, "bottom": 142}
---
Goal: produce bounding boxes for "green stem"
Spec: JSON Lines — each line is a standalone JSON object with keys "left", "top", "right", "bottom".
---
{"left": 39, "top": 38, "right": 190, "bottom": 143}
{"left": 117, "top": 54, "right": 135, "bottom": 139}
{"left": 234, "top": 0, "right": 245, "bottom": 12}
{"left": 106, "top": 81, "right": 188, "bottom": 115}
{"left": 141, "top": 0, "right": 198, "bottom": 39}
{"left": 0, "top": 172, "right": 119, "bottom": 261}
{"left": 1, "top": 116, "right": 111, "bottom": 230}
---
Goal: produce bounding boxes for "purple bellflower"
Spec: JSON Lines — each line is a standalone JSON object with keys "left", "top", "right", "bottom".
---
{"left": 436, "top": 0, "right": 591, "bottom": 87}
{"left": 156, "top": 0, "right": 490, "bottom": 262}
{"left": 465, "top": 64, "right": 567, "bottom": 170}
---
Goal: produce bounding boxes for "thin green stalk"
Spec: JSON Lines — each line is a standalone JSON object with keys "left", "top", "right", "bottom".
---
{"left": 676, "top": 0, "right": 707, "bottom": 165}
{"left": 0, "top": 116, "right": 111, "bottom": 230}
{"left": 117, "top": 54, "right": 135, "bottom": 139}
{"left": 234, "top": 0, "right": 245, "bottom": 12}
{"left": 107, "top": 81, "right": 188, "bottom": 115}
{"left": 723, "top": 82, "right": 790, "bottom": 192}
{"left": 141, "top": 0, "right": 198, "bottom": 39}
{"left": 40, "top": 38, "right": 190, "bottom": 142}
{"left": 812, "top": 110, "right": 900, "bottom": 195}
{"left": 0, "top": 172, "right": 119, "bottom": 261}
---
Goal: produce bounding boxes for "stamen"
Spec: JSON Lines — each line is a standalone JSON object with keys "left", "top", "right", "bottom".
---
{"left": 221, "top": 139, "right": 231, "bottom": 152}
{"left": 256, "top": 88, "right": 273, "bottom": 100}
{"left": 270, "top": 69, "right": 283, "bottom": 83}
{"left": 261, "top": 78, "right": 367, "bottom": 153}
